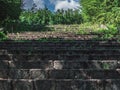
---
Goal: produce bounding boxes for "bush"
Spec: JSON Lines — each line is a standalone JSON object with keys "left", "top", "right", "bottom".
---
{"left": 96, "top": 25, "right": 117, "bottom": 34}
{"left": 96, "top": 24, "right": 118, "bottom": 39}
{"left": 0, "top": 31, "right": 7, "bottom": 41}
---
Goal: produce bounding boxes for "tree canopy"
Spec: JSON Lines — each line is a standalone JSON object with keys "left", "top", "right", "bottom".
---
{"left": 0, "top": 0, "right": 22, "bottom": 20}
{"left": 80, "top": 0, "right": 120, "bottom": 25}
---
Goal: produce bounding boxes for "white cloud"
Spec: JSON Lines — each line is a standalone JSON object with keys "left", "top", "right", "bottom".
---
{"left": 50, "top": 0, "right": 80, "bottom": 11}
{"left": 23, "top": 0, "right": 34, "bottom": 10}
{"left": 33, "top": 0, "right": 45, "bottom": 9}
{"left": 23, "top": 0, "right": 80, "bottom": 11}
{"left": 23, "top": 0, "right": 45, "bottom": 10}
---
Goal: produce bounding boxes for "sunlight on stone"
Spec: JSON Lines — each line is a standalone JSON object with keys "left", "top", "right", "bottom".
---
{"left": 53, "top": 60, "right": 63, "bottom": 69}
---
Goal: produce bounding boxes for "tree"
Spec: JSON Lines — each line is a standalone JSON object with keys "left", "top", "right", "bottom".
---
{"left": 80, "top": 0, "right": 120, "bottom": 24}
{"left": 0, "top": 0, "right": 22, "bottom": 21}
{"left": 0, "top": 0, "right": 8, "bottom": 21}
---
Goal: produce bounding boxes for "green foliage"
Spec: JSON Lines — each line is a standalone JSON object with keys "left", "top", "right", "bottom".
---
{"left": 3, "top": 8, "right": 82, "bottom": 32}
{"left": 80, "top": 0, "right": 120, "bottom": 25}
{"left": 96, "top": 25, "right": 117, "bottom": 34}
{"left": 4, "top": 19, "right": 50, "bottom": 32}
{"left": 0, "top": 0, "right": 22, "bottom": 31}
{"left": 103, "top": 63, "right": 110, "bottom": 69}
{"left": 0, "top": 31, "right": 7, "bottom": 41}
{"left": 76, "top": 23, "right": 118, "bottom": 39}
{"left": 0, "top": 0, "right": 22, "bottom": 21}
{"left": 80, "top": 0, "right": 101, "bottom": 22}
{"left": 76, "top": 23, "right": 100, "bottom": 34}
{"left": 95, "top": 24, "right": 118, "bottom": 39}
{"left": 19, "top": 9, "right": 83, "bottom": 25}
{"left": 0, "top": 0, "right": 8, "bottom": 21}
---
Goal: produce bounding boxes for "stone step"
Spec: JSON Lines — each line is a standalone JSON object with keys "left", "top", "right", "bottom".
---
{"left": 10, "top": 54, "right": 120, "bottom": 61}
{"left": 0, "top": 42, "right": 120, "bottom": 47}
{"left": 9, "top": 61, "right": 53, "bottom": 70}
{"left": 1, "top": 42, "right": 120, "bottom": 47}
{"left": 1, "top": 49, "right": 119, "bottom": 55}
{"left": 0, "top": 61, "right": 9, "bottom": 69}
{"left": 1, "top": 54, "right": 120, "bottom": 61}
{"left": 0, "top": 60, "right": 119, "bottom": 70}
{"left": 1, "top": 45, "right": 120, "bottom": 50}
{"left": 0, "top": 55, "right": 12, "bottom": 60}
{"left": 0, "top": 44, "right": 120, "bottom": 49}
{"left": 1, "top": 46, "right": 120, "bottom": 51}
{"left": 0, "top": 40, "right": 119, "bottom": 44}
{"left": 0, "top": 79, "right": 120, "bottom": 90}
{"left": 5, "top": 36, "right": 115, "bottom": 40}
{"left": 52, "top": 60, "right": 120, "bottom": 70}
{"left": 8, "top": 60, "right": 119, "bottom": 70}
{"left": 47, "top": 69, "right": 120, "bottom": 79}
{"left": 1, "top": 69, "right": 120, "bottom": 79}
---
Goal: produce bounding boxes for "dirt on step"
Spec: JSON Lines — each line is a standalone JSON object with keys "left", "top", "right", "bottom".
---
{"left": 7, "top": 31, "right": 98, "bottom": 40}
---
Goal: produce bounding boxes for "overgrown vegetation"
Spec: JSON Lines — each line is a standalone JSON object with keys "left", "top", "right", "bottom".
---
{"left": 76, "top": 23, "right": 118, "bottom": 40}
{"left": 0, "top": 0, "right": 120, "bottom": 41}
{"left": 0, "top": 0, "right": 22, "bottom": 22}
{"left": 0, "top": 31, "right": 7, "bottom": 41}
{"left": 79, "top": 0, "right": 120, "bottom": 40}
{"left": 20, "top": 9, "right": 83, "bottom": 25}
{"left": 80, "top": 0, "right": 120, "bottom": 25}
{"left": 4, "top": 9, "right": 83, "bottom": 32}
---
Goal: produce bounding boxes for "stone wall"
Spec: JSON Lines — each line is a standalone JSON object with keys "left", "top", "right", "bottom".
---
{"left": 0, "top": 40, "right": 120, "bottom": 90}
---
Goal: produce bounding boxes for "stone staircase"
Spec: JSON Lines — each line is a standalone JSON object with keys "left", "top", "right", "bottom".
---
{"left": 0, "top": 40, "right": 120, "bottom": 90}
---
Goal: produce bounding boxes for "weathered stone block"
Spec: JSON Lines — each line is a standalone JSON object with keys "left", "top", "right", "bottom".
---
{"left": 53, "top": 61, "right": 118, "bottom": 69}
{"left": 34, "top": 80, "right": 55, "bottom": 90}
{"left": 73, "top": 70, "right": 120, "bottom": 79}
{"left": 0, "top": 55, "right": 11, "bottom": 60}
{"left": 104, "top": 80, "right": 120, "bottom": 90}
{"left": 9, "top": 69, "right": 30, "bottom": 79}
{"left": 0, "top": 70, "right": 8, "bottom": 79}
{"left": 9, "top": 61, "right": 53, "bottom": 69}
{"left": 53, "top": 61, "right": 64, "bottom": 69}
{"left": 0, "top": 80, "right": 11, "bottom": 90}
{"left": 55, "top": 80, "right": 71, "bottom": 90}
{"left": 12, "top": 80, "right": 33, "bottom": 90}
{"left": 0, "top": 61, "right": 9, "bottom": 69}
{"left": 48, "top": 70, "right": 120, "bottom": 79}
{"left": 30, "top": 69, "right": 47, "bottom": 80}
{"left": 48, "top": 70, "right": 70, "bottom": 79}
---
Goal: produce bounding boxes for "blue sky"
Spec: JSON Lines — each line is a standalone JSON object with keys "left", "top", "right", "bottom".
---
{"left": 23, "top": 0, "right": 80, "bottom": 11}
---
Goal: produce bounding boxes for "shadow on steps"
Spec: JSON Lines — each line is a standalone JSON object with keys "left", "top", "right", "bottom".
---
{"left": 0, "top": 38, "right": 120, "bottom": 90}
